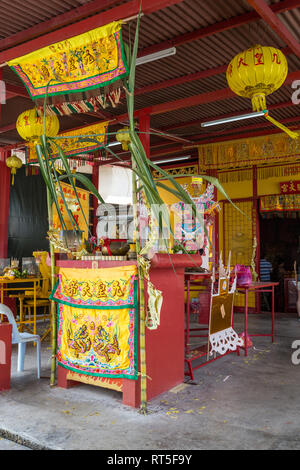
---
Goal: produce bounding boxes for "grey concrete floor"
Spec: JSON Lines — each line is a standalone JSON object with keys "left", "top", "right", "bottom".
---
{"left": 0, "top": 312, "right": 300, "bottom": 450}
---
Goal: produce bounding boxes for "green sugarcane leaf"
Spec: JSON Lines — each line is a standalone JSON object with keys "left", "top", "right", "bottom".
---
{"left": 58, "top": 172, "right": 105, "bottom": 204}
{"left": 50, "top": 139, "right": 92, "bottom": 234}
{"left": 35, "top": 143, "right": 67, "bottom": 231}
{"left": 195, "top": 174, "right": 247, "bottom": 218}
{"left": 128, "top": 8, "right": 141, "bottom": 95}
{"left": 51, "top": 161, "right": 80, "bottom": 233}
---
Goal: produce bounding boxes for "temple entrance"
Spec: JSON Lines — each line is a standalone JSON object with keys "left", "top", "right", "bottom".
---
{"left": 259, "top": 215, "right": 300, "bottom": 313}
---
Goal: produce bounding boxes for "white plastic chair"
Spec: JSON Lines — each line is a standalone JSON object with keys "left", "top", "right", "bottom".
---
{"left": 0, "top": 303, "right": 41, "bottom": 379}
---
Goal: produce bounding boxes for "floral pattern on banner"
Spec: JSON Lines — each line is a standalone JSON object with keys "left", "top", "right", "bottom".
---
{"left": 57, "top": 303, "right": 138, "bottom": 379}
{"left": 8, "top": 21, "right": 129, "bottom": 99}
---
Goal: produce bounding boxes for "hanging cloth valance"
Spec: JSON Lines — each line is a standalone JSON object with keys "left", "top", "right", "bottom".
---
{"left": 259, "top": 194, "right": 300, "bottom": 218}
{"left": 198, "top": 131, "right": 300, "bottom": 170}
{"left": 8, "top": 21, "right": 129, "bottom": 100}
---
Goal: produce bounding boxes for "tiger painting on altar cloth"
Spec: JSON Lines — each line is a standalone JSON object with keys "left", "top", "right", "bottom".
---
{"left": 93, "top": 325, "right": 121, "bottom": 363}
{"left": 52, "top": 265, "right": 138, "bottom": 379}
{"left": 67, "top": 324, "right": 92, "bottom": 358}
{"left": 67, "top": 322, "right": 121, "bottom": 362}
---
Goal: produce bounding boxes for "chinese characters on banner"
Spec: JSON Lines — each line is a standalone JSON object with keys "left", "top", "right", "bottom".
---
{"left": 280, "top": 180, "right": 300, "bottom": 194}
{"left": 52, "top": 182, "right": 90, "bottom": 240}
{"left": 7, "top": 21, "right": 128, "bottom": 99}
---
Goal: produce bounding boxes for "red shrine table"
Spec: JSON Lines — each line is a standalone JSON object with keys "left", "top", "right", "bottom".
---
{"left": 55, "top": 254, "right": 203, "bottom": 407}
{"left": 237, "top": 282, "right": 279, "bottom": 356}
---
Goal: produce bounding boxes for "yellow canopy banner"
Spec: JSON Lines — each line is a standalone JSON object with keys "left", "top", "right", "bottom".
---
{"left": 198, "top": 131, "right": 300, "bottom": 170}
{"left": 26, "top": 120, "right": 108, "bottom": 164}
{"left": 8, "top": 21, "right": 129, "bottom": 99}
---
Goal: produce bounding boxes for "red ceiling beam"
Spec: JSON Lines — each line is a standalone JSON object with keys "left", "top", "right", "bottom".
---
{"left": 247, "top": 0, "right": 300, "bottom": 58}
{"left": 133, "top": 68, "right": 300, "bottom": 118}
{"left": 135, "top": 65, "right": 227, "bottom": 96}
{"left": 161, "top": 99, "right": 295, "bottom": 132}
{"left": 0, "top": 0, "right": 120, "bottom": 52}
{"left": 138, "top": 0, "right": 300, "bottom": 57}
{"left": 135, "top": 46, "right": 292, "bottom": 97}
{"left": 188, "top": 115, "right": 300, "bottom": 142}
{"left": 0, "top": 123, "right": 16, "bottom": 134}
{"left": 6, "top": 83, "right": 30, "bottom": 99}
{"left": 0, "top": 0, "right": 297, "bottom": 67}
{"left": 0, "top": 0, "right": 184, "bottom": 65}
{"left": 150, "top": 88, "right": 235, "bottom": 116}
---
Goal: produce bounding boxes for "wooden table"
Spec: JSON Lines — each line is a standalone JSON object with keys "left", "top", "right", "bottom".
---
{"left": 0, "top": 277, "right": 40, "bottom": 336}
{"left": 237, "top": 282, "right": 279, "bottom": 356}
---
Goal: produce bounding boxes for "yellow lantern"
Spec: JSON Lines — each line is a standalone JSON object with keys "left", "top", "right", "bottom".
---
{"left": 16, "top": 108, "right": 59, "bottom": 143}
{"left": 6, "top": 154, "right": 22, "bottom": 185}
{"left": 226, "top": 45, "right": 298, "bottom": 139}
{"left": 226, "top": 45, "right": 288, "bottom": 112}
{"left": 116, "top": 126, "right": 131, "bottom": 150}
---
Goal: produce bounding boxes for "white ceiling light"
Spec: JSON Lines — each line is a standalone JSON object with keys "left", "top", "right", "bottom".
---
{"left": 201, "top": 110, "right": 266, "bottom": 127}
{"left": 136, "top": 47, "right": 176, "bottom": 66}
{"left": 153, "top": 155, "right": 191, "bottom": 165}
{"left": 107, "top": 141, "right": 121, "bottom": 147}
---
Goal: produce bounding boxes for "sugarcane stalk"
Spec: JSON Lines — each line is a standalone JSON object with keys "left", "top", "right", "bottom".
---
{"left": 46, "top": 186, "right": 57, "bottom": 387}
{"left": 131, "top": 158, "right": 148, "bottom": 414}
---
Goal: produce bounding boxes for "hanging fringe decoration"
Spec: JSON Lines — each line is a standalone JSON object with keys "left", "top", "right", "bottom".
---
{"left": 218, "top": 164, "right": 300, "bottom": 182}
{"left": 218, "top": 169, "right": 253, "bottom": 183}
{"left": 257, "top": 164, "right": 300, "bottom": 180}
{"left": 36, "top": 89, "right": 122, "bottom": 117}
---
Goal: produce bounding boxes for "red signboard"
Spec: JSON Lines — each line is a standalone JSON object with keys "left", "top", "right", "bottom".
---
{"left": 280, "top": 181, "right": 300, "bottom": 195}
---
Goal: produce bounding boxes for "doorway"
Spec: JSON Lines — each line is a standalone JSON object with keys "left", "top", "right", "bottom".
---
{"left": 259, "top": 215, "right": 300, "bottom": 313}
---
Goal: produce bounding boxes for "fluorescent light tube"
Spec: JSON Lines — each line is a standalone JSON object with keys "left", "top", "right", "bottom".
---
{"left": 107, "top": 141, "right": 121, "bottom": 147}
{"left": 201, "top": 110, "right": 266, "bottom": 127}
{"left": 153, "top": 155, "right": 191, "bottom": 165}
{"left": 136, "top": 47, "right": 176, "bottom": 66}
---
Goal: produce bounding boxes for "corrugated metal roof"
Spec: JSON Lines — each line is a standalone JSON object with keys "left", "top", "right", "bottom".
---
{"left": 0, "top": 1, "right": 128, "bottom": 40}
{"left": 0, "top": 0, "right": 299, "bottom": 154}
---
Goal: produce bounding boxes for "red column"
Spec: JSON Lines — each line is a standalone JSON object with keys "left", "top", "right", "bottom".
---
{"left": 0, "top": 323, "right": 12, "bottom": 391}
{"left": 0, "top": 150, "right": 11, "bottom": 257}
{"left": 138, "top": 111, "right": 150, "bottom": 158}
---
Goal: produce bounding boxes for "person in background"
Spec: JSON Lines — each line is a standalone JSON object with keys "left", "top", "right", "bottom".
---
{"left": 272, "top": 256, "right": 286, "bottom": 312}
{"left": 260, "top": 252, "right": 273, "bottom": 311}
{"left": 260, "top": 252, "right": 273, "bottom": 282}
